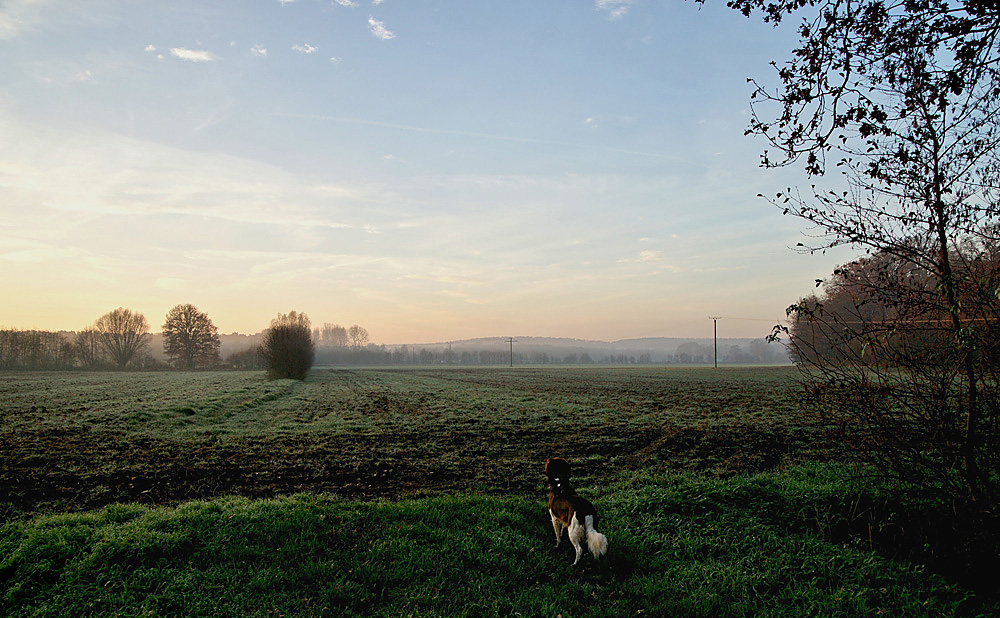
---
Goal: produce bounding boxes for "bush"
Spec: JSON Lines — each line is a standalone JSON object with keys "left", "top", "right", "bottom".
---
{"left": 258, "top": 311, "right": 314, "bottom": 380}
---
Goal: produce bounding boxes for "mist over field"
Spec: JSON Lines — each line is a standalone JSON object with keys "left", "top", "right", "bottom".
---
{"left": 381, "top": 335, "right": 791, "bottom": 365}
{"left": 2, "top": 328, "right": 791, "bottom": 368}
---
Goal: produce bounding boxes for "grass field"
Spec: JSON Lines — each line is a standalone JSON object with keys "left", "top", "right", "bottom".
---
{"left": 2, "top": 366, "right": 996, "bottom": 616}
{"left": 1, "top": 366, "right": 820, "bottom": 516}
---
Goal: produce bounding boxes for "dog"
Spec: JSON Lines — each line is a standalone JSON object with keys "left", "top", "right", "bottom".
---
{"left": 545, "top": 457, "right": 608, "bottom": 565}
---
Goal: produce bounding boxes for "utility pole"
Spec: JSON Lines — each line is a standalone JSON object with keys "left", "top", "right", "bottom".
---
{"left": 709, "top": 317, "right": 720, "bottom": 369}
{"left": 505, "top": 337, "right": 517, "bottom": 367}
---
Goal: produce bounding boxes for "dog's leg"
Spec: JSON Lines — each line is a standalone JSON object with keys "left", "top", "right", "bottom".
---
{"left": 549, "top": 510, "right": 564, "bottom": 546}
{"left": 568, "top": 514, "right": 586, "bottom": 565}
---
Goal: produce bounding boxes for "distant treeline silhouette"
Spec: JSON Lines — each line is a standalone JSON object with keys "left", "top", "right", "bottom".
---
{"left": 2, "top": 305, "right": 240, "bottom": 371}
{"left": 361, "top": 341, "right": 787, "bottom": 366}
{"left": 1, "top": 309, "right": 789, "bottom": 370}
{"left": 0, "top": 326, "right": 789, "bottom": 369}
{"left": 0, "top": 329, "right": 77, "bottom": 370}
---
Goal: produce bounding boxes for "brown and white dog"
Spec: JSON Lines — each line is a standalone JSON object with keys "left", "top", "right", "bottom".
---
{"left": 545, "top": 457, "right": 608, "bottom": 565}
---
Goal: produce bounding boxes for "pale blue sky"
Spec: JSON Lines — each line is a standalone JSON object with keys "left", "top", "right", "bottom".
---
{"left": 0, "top": 0, "right": 854, "bottom": 342}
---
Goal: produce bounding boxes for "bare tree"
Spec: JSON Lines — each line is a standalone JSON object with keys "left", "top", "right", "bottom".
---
{"left": 93, "top": 308, "right": 151, "bottom": 369}
{"left": 745, "top": 0, "right": 1000, "bottom": 512}
{"left": 162, "top": 304, "right": 221, "bottom": 369}
{"left": 74, "top": 327, "right": 105, "bottom": 368}
{"left": 316, "top": 323, "right": 348, "bottom": 347}
{"left": 0, "top": 329, "right": 74, "bottom": 370}
{"left": 347, "top": 324, "right": 370, "bottom": 350}
{"left": 259, "top": 311, "right": 315, "bottom": 380}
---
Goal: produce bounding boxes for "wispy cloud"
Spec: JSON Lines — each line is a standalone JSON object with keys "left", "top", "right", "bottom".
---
{"left": 619, "top": 250, "right": 664, "bottom": 264}
{"left": 292, "top": 43, "right": 318, "bottom": 54}
{"left": 0, "top": 0, "right": 55, "bottom": 39}
{"left": 251, "top": 44, "right": 267, "bottom": 58}
{"left": 595, "top": 0, "right": 634, "bottom": 20}
{"left": 277, "top": 113, "right": 707, "bottom": 166}
{"left": 615, "top": 250, "right": 689, "bottom": 275}
{"left": 170, "top": 47, "right": 219, "bottom": 62}
{"left": 332, "top": 0, "right": 358, "bottom": 6}
{"left": 381, "top": 154, "right": 411, "bottom": 166}
{"left": 368, "top": 16, "right": 394, "bottom": 40}
{"left": 0, "top": 110, "right": 392, "bottom": 240}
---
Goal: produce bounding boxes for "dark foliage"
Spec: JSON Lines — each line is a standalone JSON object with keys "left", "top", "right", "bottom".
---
{"left": 258, "top": 311, "right": 315, "bottom": 380}
{"left": 93, "top": 308, "right": 151, "bottom": 370}
{"left": 0, "top": 329, "right": 75, "bottom": 370}
{"left": 736, "top": 0, "right": 1000, "bottom": 567}
{"left": 162, "top": 304, "right": 221, "bottom": 369}
{"left": 225, "top": 346, "right": 265, "bottom": 370}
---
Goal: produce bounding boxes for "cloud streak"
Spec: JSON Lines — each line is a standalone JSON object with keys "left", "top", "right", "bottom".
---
{"left": 0, "top": 0, "right": 56, "bottom": 39}
{"left": 170, "top": 47, "right": 219, "bottom": 62}
{"left": 276, "top": 112, "right": 709, "bottom": 167}
{"left": 595, "top": 0, "right": 634, "bottom": 20}
{"left": 368, "top": 16, "right": 394, "bottom": 40}
{"left": 0, "top": 111, "right": 396, "bottom": 241}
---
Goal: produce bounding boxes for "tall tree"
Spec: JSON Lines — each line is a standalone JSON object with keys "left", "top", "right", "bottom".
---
{"left": 316, "top": 323, "right": 348, "bottom": 347}
{"left": 740, "top": 0, "right": 1000, "bottom": 509}
{"left": 347, "top": 324, "right": 370, "bottom": 350}
{"left": 93, "top": 308, "right": 150, "bottom": 369}
{"left": 259, "top": 311, "right": 315, "bottom": 380}
{"left": 74, "top": 327, "right": 105, "bottom": 368}
{"left": 0, "top": 329, "right": 73, "bottom": 370}
{"left": 162, "top": 304, "right": 221, "bottom": 369}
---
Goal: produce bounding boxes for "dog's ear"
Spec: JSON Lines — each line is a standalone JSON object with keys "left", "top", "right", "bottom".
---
{"left": 545, "top": 457, "right": 571, "bottom": 478}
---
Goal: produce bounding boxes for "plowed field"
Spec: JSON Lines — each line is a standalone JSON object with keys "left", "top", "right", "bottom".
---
{"left": 1, "top": 366, "right": 826, "bottom": 517}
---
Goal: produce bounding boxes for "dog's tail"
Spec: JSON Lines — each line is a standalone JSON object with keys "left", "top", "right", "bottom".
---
{"left": 584, "top": 515, "right": 608, "bottom": 559}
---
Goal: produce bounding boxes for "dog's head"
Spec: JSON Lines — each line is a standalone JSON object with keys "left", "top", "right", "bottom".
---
{"left": 545, "top": 457, "right": 572, "bottom": 492}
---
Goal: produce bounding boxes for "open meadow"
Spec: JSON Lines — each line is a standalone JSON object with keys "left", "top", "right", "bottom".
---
{"left": 0, "top": 366, "right": 821, "bottom": 515}
{"left": 1, "top": 366, "right": 995, "bottom": 617}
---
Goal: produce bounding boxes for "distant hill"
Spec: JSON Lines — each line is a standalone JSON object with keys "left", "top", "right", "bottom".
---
{"left": 11, "top": 328, "right": 789, "bottom": 367}
{"left": 393, "top": 336, "right": 791, "bottom": 364}
{"left": 142, "top": 332, "right": 790, "bottom": 364}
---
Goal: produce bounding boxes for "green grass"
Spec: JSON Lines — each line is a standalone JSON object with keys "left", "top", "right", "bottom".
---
{"left": 1, "top": 465, "right": 988, "bottom": 618}
{"left": 0, "top": 367, "right": 806, "bottom": 441}
{"left": 2, "top": 366, "right": 824, "bottom": 517}
{"left": 3, "top": 366, "right": 990, "bottom": 615}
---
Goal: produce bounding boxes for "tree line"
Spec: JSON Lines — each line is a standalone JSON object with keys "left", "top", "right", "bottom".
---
{"left": 348, "top": 342, "right": 785, "bottom": 366}
{"left": 785, "top": 239, "right": 1000, "bottom": 368}
{"left": 2, "top": 305, "right": 227, "bottom": 371}
{"left": 1, "top": 310, "right": 787, "bottom": 370}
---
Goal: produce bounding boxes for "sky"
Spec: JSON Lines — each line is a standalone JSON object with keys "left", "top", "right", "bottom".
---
{"left": 0, "top": 0, "right": 857, "bottom": 344}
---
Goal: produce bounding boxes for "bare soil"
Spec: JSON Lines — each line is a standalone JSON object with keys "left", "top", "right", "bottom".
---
{"left": 0, "top": 366, "right": 829, "bottom": 517}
